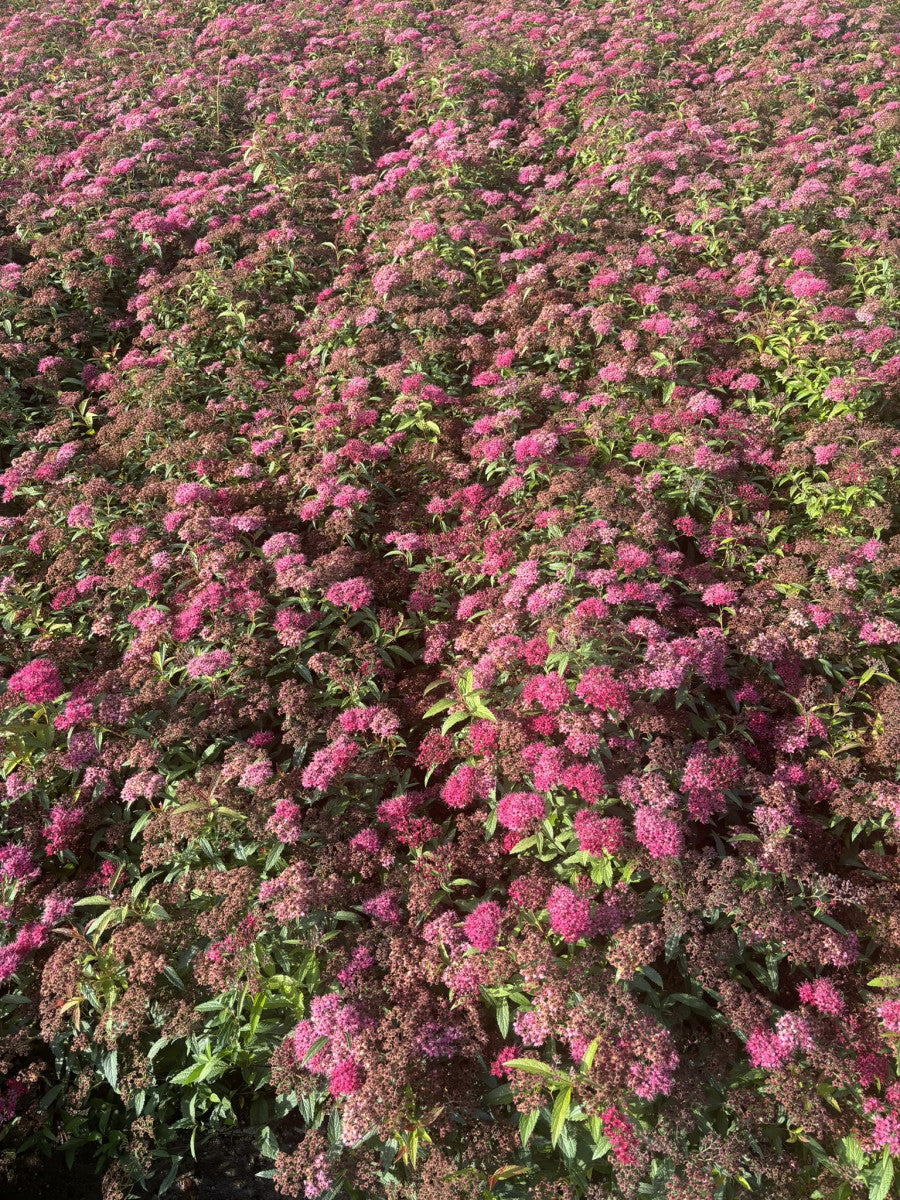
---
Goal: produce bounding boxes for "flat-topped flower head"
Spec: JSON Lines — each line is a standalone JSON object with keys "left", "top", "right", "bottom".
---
{"left": 496, "top": 791, "right": 546, "bottom": 833}
{"left": 6, "top": 659, "right": 62, "bottom": 704}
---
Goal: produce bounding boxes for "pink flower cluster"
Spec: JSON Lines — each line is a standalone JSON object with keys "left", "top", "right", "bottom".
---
{"left": 797, "top": 978, "right": 845, "bottom": 1016}
{"left": 324, "top": 577, "right": 373, "bottom": 610}
{"left": 746, "top": 1012, "right": 814, "bottom": 1070}
{"left": 633, "top": 808, "right": 683, "bottom": 859}
{"left": 301, "top": 736, "right": 358, "bottom": 791}
{"left": 879, "top": 999, "right": 900, "bottom": 1033}
{"left": 573, "top": 810, "right": 625, "bottom": 856}
{"left": 496, "top": 791, "right": 546, "bottom": 833}
{"left": 521, "top": 673, "right": 570, "bottom": 712}
{"left": 5, "top": 659, "right": 63, "bottom": 704}
{"left": 546, "top": 884, "right": 592, "bottom": 942}
{"left": 785, "top": 270, "right": 830, "bottom": 299}
{"left": 293, "top": 993, "right": 368, "bottom": 1095}
{"left": 575, "top": 665, "right": 631, "bottom": 716}
{"left": 121, "top": 772, "right": 164, "bottom": 805}
{"left": 267, "top": 799, "right": 303, "bottom": 843}
{"left": 601, "top": 1107, "right": 637, "bottom": 1165}
{"left": 42, "top": 806, "right": 84, "bottom": 855}
{"left": 441, "top": 765, "right": 492, "bottom": 810}
{"left": 3, "top": 0, "right": 900, "bottom": 1190}
{"left": 463, "top": 900, "right": 502, "bottom": 951}
{"left": 186, "top": 650, "right": 233, "bottom": 678}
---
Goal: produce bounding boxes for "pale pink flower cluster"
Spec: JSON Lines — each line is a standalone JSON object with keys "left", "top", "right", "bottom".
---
{"left": 238, "top": 759, "right": 273, "bottom": 789}
{"left": 627, "top": 1019, "right": 679, "bottom": 1099}
{"left": 525, "top": 582, "right": 565, "bottom": 615}
{"left": 701, "top": 583, "right": 737, "bottom": 606}
{"left": 361, "top": 889, "right": 401, "bottom": 924}
{"left": 372, "top": 264, "right": 402, "bottom": 295}
{"left": 416, "top": 1021, "right": 461, "bottom": 1059}
{"left": 66, "top": 503, "right": 94, "bottom": 528}
{"left": 0, "top": 844, "right": 38, "bottom": 883}
{"left": 859, "top": 618, "right": 900, "bottom": 645}
{"left": 43, "top": 806, "right": 84, "bottom": 855}
{"left": 54, "top": 692, "right": 93, "bottom": 731}
{"left": 121, "top": 772, "right": 164, "bottom": 805}
{"left": 879, "top": 999, "right": 900, "bottom": 1033}
{"left": 261, "top": 532, "right": 303, "bottom": 558}
{"left": 785, "top": 269, "right": 829, "bottom": 299}
{"left": 575, "top": 665, "right": 631, "bottom": 716}
{"left": 293, "top": 993, "right": 368, "bottom": 1102}
{"left": 513, "top": 430, "right": 558, "bottom": 463}
{"left": 746, "top": 1012, "right": 814, "bottom": 1070}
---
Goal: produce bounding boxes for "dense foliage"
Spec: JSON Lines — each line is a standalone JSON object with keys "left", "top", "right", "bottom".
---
{"left": 1, "top": 0, "right": 900, "bottom": 1197}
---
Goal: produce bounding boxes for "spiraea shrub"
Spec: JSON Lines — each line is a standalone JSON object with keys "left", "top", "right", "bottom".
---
{"left": 1, "top": 0, "right": 900, "bottom": 1197}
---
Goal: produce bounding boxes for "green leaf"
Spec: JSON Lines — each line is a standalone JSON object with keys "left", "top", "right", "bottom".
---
{"left": 837, "top": 1135, "right": 864, "bottom": 1170}
{"left": 557, "top": 1122, "right": 577, "bottom": 1161}
{"left": 505, "top": 1057, "right": 555, "bottom": 1079}
{"left": 163, "top": 965, "right": 185, "bottom": 991}
{"left": 170, "top": 1063, "right": 205, "bottom": 1086}
{"left": 484, "top": 1083, "right": 513, "bottom": 1107}
{"left": 194, "top": 999, "right": 225, "bottom": 1014}
{"left": 87, "top": 905, "right": 127, "bottom": 938}
{"left": 157, "top": 1156, "right": 183, "bottom": 1196}
{"left": 592, "top": 1134, "right": 612, "bottom": 1161}
{"left": 258, "top": 1126, "right": 279, "bottom": 1160}
{"left": 468, "top": 703, "right": 496, "bottom": 722}
{"left": 509, "top": 835, "right": 537, "bottom": 854}
{"left": 668, "top": 992, "right": 713, "bottom": 1015}
{"left": 639, "top": 965, "right": 664, "bottom": 988}
{"left": 39, "top": 1083, "right": 64, "bottom": 1111}
{"left": 147, "top": 1036, "right": 169, "bottom": 1061}
{"left": 440, "top": 710, "right": 469, "bottom": 736}
{"left": 581, "top": 1037, "right": 600, "bottom": 1073}
{"left": 497, "top": 999, "right": 510, "bottom": 1039}
{"left": 300, "top": 1035, "right": 329, "bottom": 1067}
{"left": 590, "top": 854, "right": 614, "bottom": 888}
{"left": 492, "top": 1165, "right": 528, "bottom": 1182}
{"left": 100, "top": 1049, "right": 119, "bottom": 1090}
{"left": 550, "top": 1086, "right": 572, "bottom": 1148}
{"left": 197, "top": 1058, "right": 227, "bottom": 1083}
{"left": 869, "top": 1152, "right": 894, "bottom": 1200}
{"left": 519, "top": 1108, "right": 540, "bottom": 1147}
{"left": 246, "top": 991, "right": 267, "bottom": 1039}
{"left": 422, "top": 696, "right": 455, "bottom": 719}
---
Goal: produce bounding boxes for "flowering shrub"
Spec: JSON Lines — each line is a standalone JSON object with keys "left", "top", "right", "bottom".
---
{"left": 1, "top": 0, "right": 900, "bottom": 1198}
